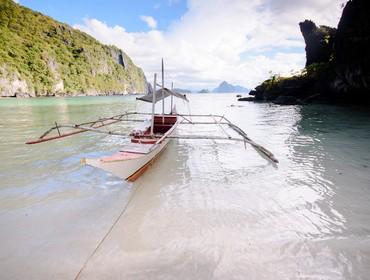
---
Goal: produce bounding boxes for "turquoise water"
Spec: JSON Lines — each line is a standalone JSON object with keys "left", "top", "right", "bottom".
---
{"left": 0, "top": 95, "right": 369, "bottom": 279}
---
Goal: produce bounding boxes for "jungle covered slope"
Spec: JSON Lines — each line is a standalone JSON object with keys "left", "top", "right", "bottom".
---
{"left": 0, "top": 0, "right": 147, "bottom": 97}
{"left": 247, "top": 0, "right": 370, "bottom": 105}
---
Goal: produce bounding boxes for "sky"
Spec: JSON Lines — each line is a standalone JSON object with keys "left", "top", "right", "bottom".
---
{"left": 18, "top": 0, "right": 345, "bottom": 90}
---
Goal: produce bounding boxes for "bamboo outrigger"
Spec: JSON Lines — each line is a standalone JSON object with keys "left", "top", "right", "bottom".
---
{"left": 26, "top": 60, "right": 278, "bottom": 181}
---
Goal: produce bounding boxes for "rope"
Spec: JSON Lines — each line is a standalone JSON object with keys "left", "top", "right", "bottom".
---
{"left": 73, "top": 183, "right": 140, "bottom": 280}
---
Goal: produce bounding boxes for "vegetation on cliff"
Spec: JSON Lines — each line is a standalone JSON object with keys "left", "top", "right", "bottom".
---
{"left": 0, "top": 0, "right": 147, "bottom": 97}
{"left": 250, "top": 62, "right": 335, "bottom": 104}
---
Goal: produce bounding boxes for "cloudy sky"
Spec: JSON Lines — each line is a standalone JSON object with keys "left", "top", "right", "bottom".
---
{"left": 20, "top": 0, "right": 344, "bottom": 90}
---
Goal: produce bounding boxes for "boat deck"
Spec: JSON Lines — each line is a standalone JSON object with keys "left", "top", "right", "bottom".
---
{"left": 120, "top": 143, "right": 153, "bottom": 154}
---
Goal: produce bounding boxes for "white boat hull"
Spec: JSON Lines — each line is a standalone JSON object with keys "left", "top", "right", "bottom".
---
{"left": 84, "top": 115, "right": 178, "bottom": 181}
{"left": 85, "top": 138, "right": 170, "bottom": 181}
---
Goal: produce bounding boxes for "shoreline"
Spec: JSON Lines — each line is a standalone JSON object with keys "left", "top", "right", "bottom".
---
{"left": 0, "top": 92, "right": 145, "bottom": 99}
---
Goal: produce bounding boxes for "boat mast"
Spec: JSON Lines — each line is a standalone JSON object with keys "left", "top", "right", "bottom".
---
{"left": 151, "top": 73, "right": 157, "bottom": 136}
{"left": 171, "top": 82, "right": 174, "bottom": 114}
{"left": 161, "top": 58, "right": 165, "bottom": 123}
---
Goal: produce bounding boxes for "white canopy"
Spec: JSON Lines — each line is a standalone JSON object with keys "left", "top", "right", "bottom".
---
{"left": 137, "top": 88, "right": 188, "bottom": 103}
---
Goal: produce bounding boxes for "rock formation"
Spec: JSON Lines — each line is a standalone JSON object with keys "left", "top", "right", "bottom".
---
{"left": 244, "top": 0, "right": 370, "bottom": 105}
{"left": 299, "top": 20, "right": 336, "bottom": 66}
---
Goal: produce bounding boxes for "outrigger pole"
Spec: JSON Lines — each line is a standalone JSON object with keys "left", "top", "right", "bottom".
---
{"left": 24, "top": 112, "right": 139, "bottom": 145}
{"left": 176, "top": 114, "right": 279, "bottom": 163}
{"left": 25, "top": 112, "right": 278, "bottom": 163}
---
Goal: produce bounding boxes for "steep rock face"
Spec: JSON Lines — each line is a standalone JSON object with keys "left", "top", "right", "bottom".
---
{"left": 299, "top": 20, "right": 336, "bottom": 66}
{"left": 334, "top": 0, "right": 370, "bottom": 95}
{"left": 0, "top": 0, "right": 147, "bottom": 97}
{"left": 110, "top": 48, "right": 126, "bottom": 69}
{"left": 0, "top": 66, "right": 33, "bottom": 97}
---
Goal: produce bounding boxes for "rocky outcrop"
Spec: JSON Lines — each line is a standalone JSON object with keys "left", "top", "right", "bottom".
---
{"left": 0, "top": 66, "right": 35, "bottom": 97}
{"left": 244, "top": 0, "right": 370, "bottom": 105}
{"left": 0, "top": 76, "right": 31, "bottom": 97}
{"left": 299, "top": 20, "right": 336, "bottom": 66}
{"left": 237, "top": 96, "right": 255, "bottom": 101}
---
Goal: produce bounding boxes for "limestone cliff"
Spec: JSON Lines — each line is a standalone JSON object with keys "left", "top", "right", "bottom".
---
{"left": 299, "top": 20, "right": 336, "bottom": 66}
{"left": 247, "top": 0, "right": 370, "bottom": 105}
{"left": 0, "top": 0, "right": 147, "bottom": 97}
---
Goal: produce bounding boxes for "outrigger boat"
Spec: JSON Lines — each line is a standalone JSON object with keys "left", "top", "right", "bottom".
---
{"left": 26, "top": 60, "right": 278, "bottom": 181}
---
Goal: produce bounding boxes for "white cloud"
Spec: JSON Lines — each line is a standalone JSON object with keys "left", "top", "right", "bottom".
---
{"left": 74, "top": 0, "right": 343, "bottom": 90}
{"left": 168, "top": 0, "right": 181, "bottom": 6}
{"left": 140, "top": 15, "right": 157, "bottom": 29}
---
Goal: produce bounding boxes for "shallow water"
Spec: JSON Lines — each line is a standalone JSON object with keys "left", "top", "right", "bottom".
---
{"left": 0, "top": 95, "right": 369, "bottom": 279}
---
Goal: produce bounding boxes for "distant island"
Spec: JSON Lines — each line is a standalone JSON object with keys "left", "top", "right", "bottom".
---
{"left": 0, "top": 0, "right": 147, "bottom": 98}
{"left": 174, "top": 82, "right": 249, "bottom": 94}
{"left": 212, "top": 81, "right": 249, "bottom": 93}
{"left": 198, "top": 89, "right": 210, "bottom": 93}
{"left": 173, "top": 88, "right": 192, "bottom": 93}
{"left": 243, "top": 0, "right": 370, "bottom": 105}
